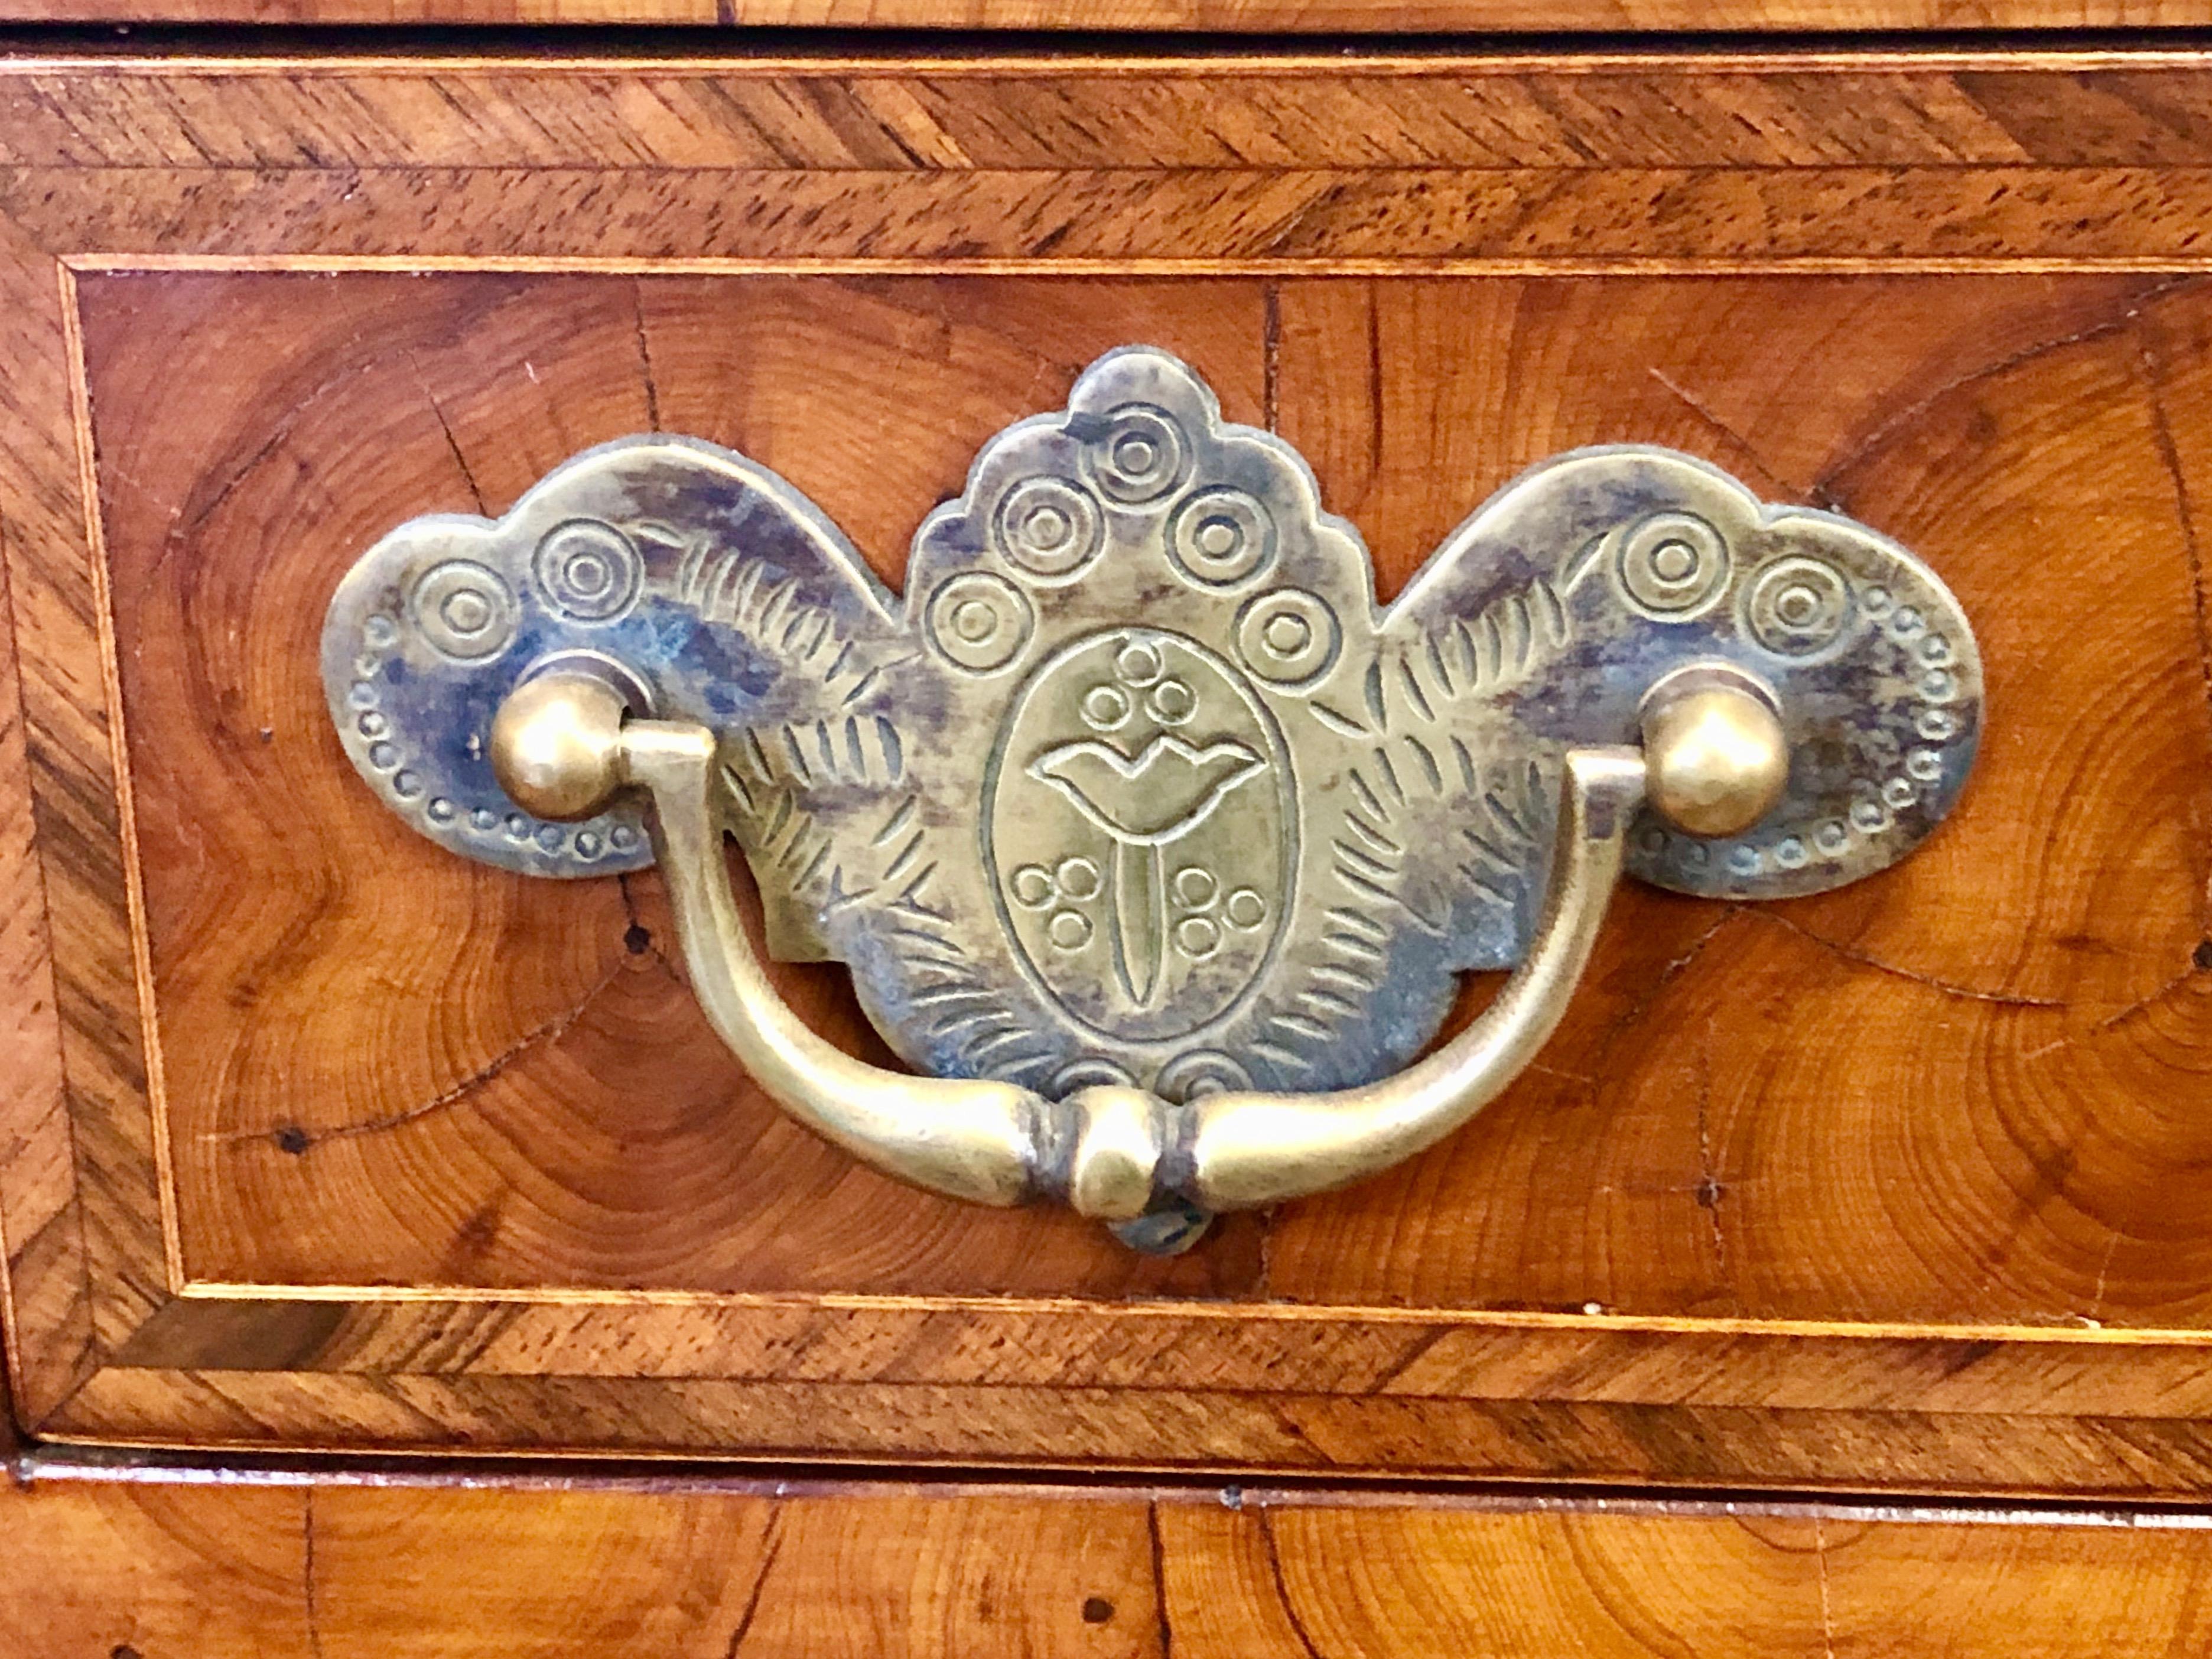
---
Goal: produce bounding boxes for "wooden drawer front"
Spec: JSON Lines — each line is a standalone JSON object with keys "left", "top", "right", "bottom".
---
{"left": 3, "top": 51, "right": 2211, "bottom": 1494}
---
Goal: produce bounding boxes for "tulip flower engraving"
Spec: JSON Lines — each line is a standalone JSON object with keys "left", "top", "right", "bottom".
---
{"left": 1030, "top": 733, "right": 1266, "bottom": 1006}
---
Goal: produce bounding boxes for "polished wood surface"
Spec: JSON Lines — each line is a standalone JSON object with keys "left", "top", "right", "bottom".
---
{"left": 26, "top": 55, "right": 2212, "bottom": 268}
{"left": 73, "top": 265, "right": 2212, "bottom": 1324}
{"left": 18, "top": 57, "right": 2212, "bottom": 263}
{"left": 5, "top": 51, "right": 2212, "bottom": 1491}
{"left": 14, "top": 1459, "right": 2212, "bottom": 1657}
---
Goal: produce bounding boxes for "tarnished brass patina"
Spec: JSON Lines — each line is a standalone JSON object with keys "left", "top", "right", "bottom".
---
{"left": 324, "top": 346, "right": 1983, "bottom": 1250}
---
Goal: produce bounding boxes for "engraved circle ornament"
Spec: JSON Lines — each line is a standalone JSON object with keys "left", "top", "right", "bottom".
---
{"left": 1743, "top": 554, "right": 1855, "bottom": 659}
{"left": 926, "top": 570, "right": 1035, "bottom": 674}
{"left": 1167, "top": 486, "right": 1277, "bottom": 590}
{"left": 411, "top": 559, "right": 518, "bottom": 660}
{"left": 988, "top": 627, "right": 1292, "bottom": 1045}
{"left": 1614, "top": 510, "right": 1730, "bottom": 620}
{"left": 1083, "top": 404, "right": 1190, "bottom": 505}
{"left": 534, "top": 519, "right": 644, "bottom": 622}
{"left": 1234, "top": 588, "right": 1341, "bottom": 690}
{"left": 994, "top": 476, "right": 1106, "bottom": 581}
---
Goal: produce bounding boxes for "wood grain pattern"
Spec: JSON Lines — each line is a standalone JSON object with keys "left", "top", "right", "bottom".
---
{"left": 0, "top": 382, "right": 84, "bottom": 1423}
{"left": 6, "top": 52, "right": 2212, "bottom": 1488}
{"left": 1267, "top": 273, "right": 2212, "bottom": 1319}
{"left": 11, "top": 1463, "right": 2212, "bottom": 1657}
{"left": 5, "top": 0, "right": 2212, "bottom": 29}
{"left": 30, "top": 60, "right": 2212, "bottom": 270}
{"left": 21, "top": 60, "right": 2212, "bottom": 174}
{"left": 38, "top": 1296, "right": 2212, "bottom": 1492}
{"left": 0, "top": 196, "right": 141, "bottom": 1424}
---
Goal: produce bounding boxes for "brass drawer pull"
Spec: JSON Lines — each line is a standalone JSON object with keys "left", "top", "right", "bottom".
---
{"left": 324, "top": 347, "right": 1982, "bottom": 1249}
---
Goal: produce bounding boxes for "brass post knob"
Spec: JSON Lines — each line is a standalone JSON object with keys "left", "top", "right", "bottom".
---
{"left": 489, "top": 671, "right": 629, "bottom": 822}
{"left": 1640, "top": 663, "right": 1791, "bottom": 840}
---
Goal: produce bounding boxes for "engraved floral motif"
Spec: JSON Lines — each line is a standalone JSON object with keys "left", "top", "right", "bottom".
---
{"left": 991, "top": 625, "right": 1289, "bottom": 1036}
{"left": 1032, "top": 734, "right": 1264, "bottom": 844}
{"left": 1032, "top": 728, "right": 1267, "bottom": 1007}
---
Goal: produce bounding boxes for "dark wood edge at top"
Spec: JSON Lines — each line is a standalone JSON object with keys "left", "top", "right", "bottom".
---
{"left": 14, "top": 40, "right": 2212, "bottom": 71}
{"left": 21, "top": 1434, "right": 2212, "bottom": 1524}
{"left": 6, "top": 2, "right": 2212, "bottom": 38}
{"left": 6, "top": 51, "right": 2212, "bottom": 1483}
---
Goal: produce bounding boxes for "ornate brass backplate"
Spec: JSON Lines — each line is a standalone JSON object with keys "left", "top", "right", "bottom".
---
{"left": 323, "top": 346, "right": 1982, "bottom": 1247}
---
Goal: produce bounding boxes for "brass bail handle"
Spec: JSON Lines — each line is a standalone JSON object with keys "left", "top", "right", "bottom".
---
{"left": 489, "top": 660, "right": 1788, "bottom": 1221}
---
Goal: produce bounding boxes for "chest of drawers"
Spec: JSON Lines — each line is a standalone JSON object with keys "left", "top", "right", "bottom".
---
{"left": 7, "top": 33, "right": 2212, "bottom": 1654}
